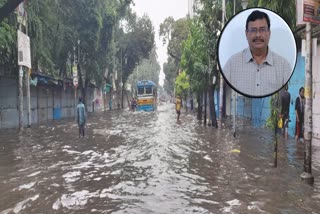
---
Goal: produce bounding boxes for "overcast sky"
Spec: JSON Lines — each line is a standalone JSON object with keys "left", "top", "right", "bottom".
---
{"left": 131, "top": 0, "right": 189, "bottom": 86}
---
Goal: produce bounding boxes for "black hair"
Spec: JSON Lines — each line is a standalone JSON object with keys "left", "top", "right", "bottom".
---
{"left": 79, "top": 97, "right": 83, "bottom": 103}
{"left": 246, "top": 10, "right": 270, "bottom": 30}
{"left": 299, "top": 87, "right": 304, "bottom": 93}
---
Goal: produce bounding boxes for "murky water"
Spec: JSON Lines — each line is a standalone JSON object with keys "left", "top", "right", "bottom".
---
{"left": 0, "top": 103, "right": 319, "bottom": 213}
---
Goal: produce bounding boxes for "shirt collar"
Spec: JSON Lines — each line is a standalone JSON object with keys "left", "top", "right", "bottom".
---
{"left": 244, "top": 47, "right": 274, "bottom": 65}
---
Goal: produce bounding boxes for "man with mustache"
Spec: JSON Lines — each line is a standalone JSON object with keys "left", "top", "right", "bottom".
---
{"left": 223, "top": 10, "right": 292, "bottom": 97}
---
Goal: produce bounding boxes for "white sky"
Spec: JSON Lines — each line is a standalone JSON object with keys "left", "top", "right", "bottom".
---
{"left": 131, "top": 0, "right": 189, "bottom": 86}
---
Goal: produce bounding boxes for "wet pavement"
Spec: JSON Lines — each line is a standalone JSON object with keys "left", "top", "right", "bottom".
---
{"left": 0, "top": 103, "right": 319, "bottom": 213}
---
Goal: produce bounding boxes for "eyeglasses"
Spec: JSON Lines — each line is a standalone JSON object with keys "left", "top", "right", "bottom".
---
{"left": 246, "top": 27, "right": 269, "bottom": 34}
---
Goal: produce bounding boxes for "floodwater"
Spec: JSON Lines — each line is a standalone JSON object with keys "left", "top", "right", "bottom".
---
{"left": 0, "top": 103, "right": 319, "bottom": 214}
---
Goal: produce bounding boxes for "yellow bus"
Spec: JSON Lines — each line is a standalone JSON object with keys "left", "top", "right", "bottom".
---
{"left": 136, "top": 80, "right": 157, "bottom": 111}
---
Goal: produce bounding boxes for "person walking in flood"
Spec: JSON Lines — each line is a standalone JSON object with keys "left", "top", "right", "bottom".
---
{"left": 77, "top": 97, "right": 86, "bottom": 138}
{"left": 175, "top": 95, "right": 182, "bottom": 122}
{"left": 295, "top": 87, "right": 304, "bottom": 143}
{"left": 281, "top": 85, "right": 291, "bottom": 140}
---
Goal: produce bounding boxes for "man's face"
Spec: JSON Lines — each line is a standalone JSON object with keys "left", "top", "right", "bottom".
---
{"left": 246, "top": 18, "right": 270, "bottom": 51}
{"left": 300, "top": 89, "right": 304, "bottom": 98}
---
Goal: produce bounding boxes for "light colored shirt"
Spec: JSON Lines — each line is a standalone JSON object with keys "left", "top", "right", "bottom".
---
{"left": 77, "top": 102, "right": 86, "bottom": 125}
{"left": 223, "top": 47, "right": 292, "bottom": 97}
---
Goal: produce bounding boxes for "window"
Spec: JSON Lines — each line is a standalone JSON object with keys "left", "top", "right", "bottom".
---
{"left": 145, "top": 87, "right": 152, "bottom": 94}
{"left": 138, "top": 87, "right": 144, "bottom": 95}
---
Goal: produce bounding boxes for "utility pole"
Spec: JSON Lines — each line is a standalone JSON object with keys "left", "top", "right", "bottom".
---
{"left": 121, "top": 48, "right": 124, "bottom": 109}
{"left": 18, "top": 15, "right": 23, "bottom": 131}
{"left": 26, "top": 16, "right": 31, "bottom": 128}
{"left": 232, "top": 0, "right": 236, "bottom": 137}
{"left": 17, "top": 1, "right": 30, "bottom": 131}
{"left": 218, "top": 0, "right": 226, "bottom": 128}
{"left": 18, "top": 62, "right": 23, "bottom": 131}
{"left": 300, "top": 22, "right": 314, "bottom": 185}
{"left": 26, "top": 68, "right": 31, "bottom": 127}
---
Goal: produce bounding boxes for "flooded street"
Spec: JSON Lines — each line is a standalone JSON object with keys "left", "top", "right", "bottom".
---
{"left": 0, "top": 103, "right": 320, "bottom": 213}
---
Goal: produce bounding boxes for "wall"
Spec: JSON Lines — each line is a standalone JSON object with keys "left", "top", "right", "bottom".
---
{"left": 312, "top": 55, "right": 320, "bottom": 140}
{"left": 226, "top": 52, "right": 306, "bottom": 134}
{"left": 0, "top": 77, "right": 94, "bottom": 129}
{"left": 287, "top": 52, "right": 305, "bottom": 137}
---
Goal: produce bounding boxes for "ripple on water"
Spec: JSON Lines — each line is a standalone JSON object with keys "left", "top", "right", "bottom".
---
{"left": 53, "top": 190, "right": 99, "bottom": 210}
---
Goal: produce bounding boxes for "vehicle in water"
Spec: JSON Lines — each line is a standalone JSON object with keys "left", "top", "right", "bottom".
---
{"left": 136, "top": 80, "right": 157, "bottom": 111}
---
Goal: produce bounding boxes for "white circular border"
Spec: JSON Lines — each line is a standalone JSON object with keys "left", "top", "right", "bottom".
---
{"left": 218, "top": 8, "right": 297, "bottom": 88}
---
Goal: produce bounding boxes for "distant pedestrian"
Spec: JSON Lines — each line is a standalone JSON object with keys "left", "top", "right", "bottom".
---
{"left": 295, "top": 87, "right": 304, "bottom": 143}
{"left": 77, "top": 97, "right": 86, "bottom": 138}
{"left": 131, "top": 98, "right": 137, "bottom": 111}
{"left": 176, "top": 95, "right": 182, "bottom": 122}
{"left": 109, "top": 99, "right": 112, "bottom": 110}
{"left": 281, "top": 85, "right": 291, "bottom": 139}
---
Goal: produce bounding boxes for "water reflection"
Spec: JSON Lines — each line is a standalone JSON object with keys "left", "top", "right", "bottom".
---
{"left": 0, "top": 103, "right": 319, "bottom": 213}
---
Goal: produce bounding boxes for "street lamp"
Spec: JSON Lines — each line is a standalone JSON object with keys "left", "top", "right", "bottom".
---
{"left": 241, "top": 0, "right": 249, "bottom": 9}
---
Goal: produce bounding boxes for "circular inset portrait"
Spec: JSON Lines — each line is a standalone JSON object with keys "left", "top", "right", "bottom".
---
{"left": 218, "top": 8, "right": 297, "bottom": 98}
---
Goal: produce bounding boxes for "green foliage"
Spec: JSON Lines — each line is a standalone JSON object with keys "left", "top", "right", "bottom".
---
{"left": 180, "top": 17, "right": 211, "bottom": 96}
{"left": 160, "top": 17, "right": 189, "bottom": 63}
{"left": 0, "top": 0, "right": 18, "bottom": 75}
{"left": 175, "top": 71, "right": 190, "bottom": 97}
{"left": 255, "top": 0, "right": 296, "bottom": 29}
{"left": 118, "top": 13, "right": 155, "bottom": 85}
{"left": 0, "top": 0, "right": 133, "bottom": 88}
{"left": 163, "top": 58, "right": 177, "bottom": 94}
{"left": 266, "top": 92, "right": 280, "bottom": 129}
{"left": 179, "top": 0, "right": 222, "bottom": 99}
{"left": 159, "top": 17, "right": 189, "bottom": 94}
{"left": 127, "top": 48, "right": 160, "bottom": 88}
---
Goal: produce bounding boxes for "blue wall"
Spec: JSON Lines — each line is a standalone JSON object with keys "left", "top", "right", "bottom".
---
{"left": 228, "top": 52, "right": 305, "bottom": 135}
{"left": 232, "top": 95, "right": 270, "bottom": 127}
{"left": 251, "top": 97, "right": 271, "bottom": 127}
{"left": 286, "top": 52, "right": 305, "bottom": 137}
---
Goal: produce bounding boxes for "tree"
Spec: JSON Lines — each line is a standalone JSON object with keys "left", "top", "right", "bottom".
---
{"left": 0, "top": 2, "right": 17, "bottom": 76}
{"left": 180, "top": 20, "right": 208, "bottom": 120}
{"left": 160, "top": 17, "right": 189, "bottom": 97}
{"left": 127, "top": 47, "right": 160, "bottom": 90}
{"left": 255, "top": 0, "right": 296, "bottom": 29}
{"left": 180, "top": 1, "right": 221, "bottom": 126}
{"left": 1, "top": 0, "right": 136, "bottom": 113}
{"left": 163, "top": 57, "right": 177, "bottom": 94}
{"left": 28, "top": 0, "right": 133, "bottom": 106}
{"left": 175, "top": 71, "right": 190, "bottom": 103}
{"left": 115, "top": 12, "right": 155, "bottom": 108}
{"left": 160, "top": 17, "right": 189, "bottom": 63}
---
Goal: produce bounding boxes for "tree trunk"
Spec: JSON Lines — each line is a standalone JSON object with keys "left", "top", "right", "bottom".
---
{"left": 204, "top": 89, "right": 207, "bottom": 126}
{"left": 197, "top": 93, "right": 202, "bottom": 120}
{"left": 121, "top": 83, "right": 124, "bottom": 109}
{"left": 185, "top": 95, "right": 188, "bottom": 112}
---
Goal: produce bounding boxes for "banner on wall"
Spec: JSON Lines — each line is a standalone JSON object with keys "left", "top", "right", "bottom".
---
{"left": 303, "top": 0, "right": 320, "bottom": 24}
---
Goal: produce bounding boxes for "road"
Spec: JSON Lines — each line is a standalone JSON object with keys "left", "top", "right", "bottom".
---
{"left": 0, "top": 103, "right": 319, "bottom": 213}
